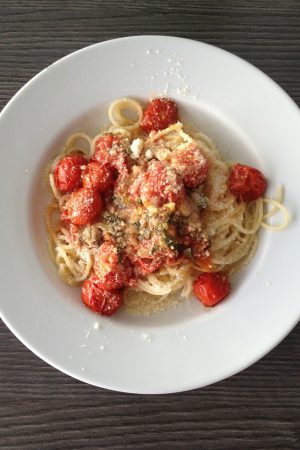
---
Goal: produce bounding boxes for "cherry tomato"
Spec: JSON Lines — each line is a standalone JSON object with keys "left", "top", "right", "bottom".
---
{"left": 122, "top": 256, "right": 138, "bottom": 287}
{"left": 81, "top": 278, "right": 123, "bottom": 315}
{"left": 92, "top": 134, "right": 117, "bottom": 164}
{"left": 133, "top": 257, "right": 163, "bottom": 276}
{"left": 82, "top": 161, "right": 114, "bottom": 192}
{"left": 92, "top": 269, "right": 137, "bottom": 290}
{"left": 110, "top": 151, "right": 129, "bottom": 177}
{"left": 171, "top": 144, "right": 208, "bottom": 188}
{"left": 92, "top": 134, "right": 128, "bottom": 176}
{"left": 61, "top": 188, "right": 103, "bottom": 225}
{"left": 94, "top": 242, "right": 119, "bottom": 272}
{"left": 193, "top": 272, "right": 230, "bottom": 307}
{"left": 228, "top": 163, "right": 267, "bottom": 202}
{"left": 124, "top": 272, "right": 138, "bottom": 288}
{"left": 53, "top": 155, "right": 87, "bottom": 193}
{"left": 129, "top": 160, "right": 185, "bottom": 206}
{"left": 92, "top": 271, "right": 124, "bottom": 291}
{"left": 141, "top": 98, "right": 178, "bottom": 132}
{"left": 94, "top": 243, "right": 134, "bottom": 290}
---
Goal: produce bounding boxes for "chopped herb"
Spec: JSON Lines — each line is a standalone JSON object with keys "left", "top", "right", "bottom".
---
{"left": 164, "top": 235, "right": 180, "bottom": 253}
{"left": 150, "top": 244, "right": 158, "bottom": 255}
{"left": 116, "top": 247, "right": 123, "bottom": 263}
{"left": 184, "top": 247, "right": 193, "bottom": 258}
{"left": 157, "top": 222, "right": 168, "bottom": 232}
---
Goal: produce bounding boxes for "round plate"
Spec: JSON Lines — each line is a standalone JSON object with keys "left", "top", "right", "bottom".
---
{"left": 0, "top": 36, "right": 299, "bottom": 394}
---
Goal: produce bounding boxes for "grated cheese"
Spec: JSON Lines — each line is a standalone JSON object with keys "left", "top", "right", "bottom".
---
{"left": 130, "top": 138, "right": 144, "bottom": 159}
{"left": 145, "top": 149, "right": 153, "bottom": 159}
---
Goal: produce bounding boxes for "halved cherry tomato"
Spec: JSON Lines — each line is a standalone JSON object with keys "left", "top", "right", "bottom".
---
{"left": 91, "top": 271, "right": 125, "bottom": 291}
{"left": 82, "top": 161, "right": 114, "bottom": 192}
{"left": 141, "top": 98, "right": 178, "bottom": 132}
{"left": 123, "top": 271, "right": 138, "bottom": 288}
{"left": 81, "top": 278, "right": 123, "bottom": 315}
{"left": 94, "top": 243, "right": 135, "bottom": 290}
{"left": 53, "top": 154, "right": 87, "bottom": 193}
{"left": 193, "top": 272, "right": 230, "bottom": 307}
{"left": 129, "top": 160, "right": 185, "bottom": 206}
{"left": 133, "top": 257, "right": 163, "bottom": 276}
{"left": 96, "top": 242, "right": 119, "bottom": 268}
{"left": 92, "top": 134, "right": 128, "bottom": 176}
{"left": 228, "top": 163, "right": 267, "bottom": 202}
{"left": 171, "top": 143, "right": 208, "bottom": 188}
{"left": 92, "top": 134, "right": 117, "bottom": 164}
{"left": 61, "top": 187, "right": 103, "bottom": 225}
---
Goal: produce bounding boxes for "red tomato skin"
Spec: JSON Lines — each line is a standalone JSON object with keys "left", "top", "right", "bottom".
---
{"left": 122, "top": 257, "right": 138, "bottom": 287}
{"left": 54, "top": 155, "right": 87, "bottom": 193}
{"left": 92, "top": 134, "right": 128, "bottom": 176}
{"left": 129, "top": 160, "right": 185, "bottom": 206}
{"left": 124, "top": 273, "right": 138, "bottom": 288}
{"left": 95, "top": 242, "right": 119, "bottom": 269}
{"left": 193, "top": 272, "right": 230, "bottom": 307}
{"left": 93, "top": 270, "right": 126, "bottom": 291}
{"left": 94, "top": 243, "right": 135, "bottom": 290}
{"left": 92, "top": 134, "right": 116, "bottom": 164}
{"left": 141, "top": 98, "right": 178, "bottom": 132}
{"left": 92, "top": 269, "right": 137, "bottom": 290}
{"left": 171, "top": 144, "right": 209, "bottom": 189}
{"left": 228, "top": 163, "right": 267, "bottom": 202}
{"left": 61, "top": 188, "right": 103, "bottom": 225}
{"left": 81, "top": 278, "right": 123, "bottom": 315}
{"left": 82, "top": 161, "right": 114, "bottom": 192}
{"left": 133, "top": 257, "right": 163, "bottom": 276}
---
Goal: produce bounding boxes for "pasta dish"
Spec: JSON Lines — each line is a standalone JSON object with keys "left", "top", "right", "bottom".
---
{"left": 46, "top": 97, "right": 289, "bottom": 315}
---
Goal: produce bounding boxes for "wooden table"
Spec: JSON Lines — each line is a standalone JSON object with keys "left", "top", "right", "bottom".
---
{"left": 0, "top": 1, "right": 299, "bottom": 448}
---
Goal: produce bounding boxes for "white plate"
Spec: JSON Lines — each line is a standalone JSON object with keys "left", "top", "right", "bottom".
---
{"left": 0, "top": 36, "right": 299, "bottom": 394}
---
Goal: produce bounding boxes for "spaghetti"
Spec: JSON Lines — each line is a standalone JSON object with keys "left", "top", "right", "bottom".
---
{"left": 46, "top": 97, "right": 289, "bottom": 316}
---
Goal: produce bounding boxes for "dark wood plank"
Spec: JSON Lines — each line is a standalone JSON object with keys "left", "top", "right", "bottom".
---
{"left": 0, "top": 1, "right": 299, "bottom": 449}
{"left": 0, "top": 321, "right": 299, "bottom": 449}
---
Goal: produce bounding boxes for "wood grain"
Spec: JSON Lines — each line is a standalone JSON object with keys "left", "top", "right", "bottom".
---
{"left": 0, "top": 1, "right": 299, "bottom": 449}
